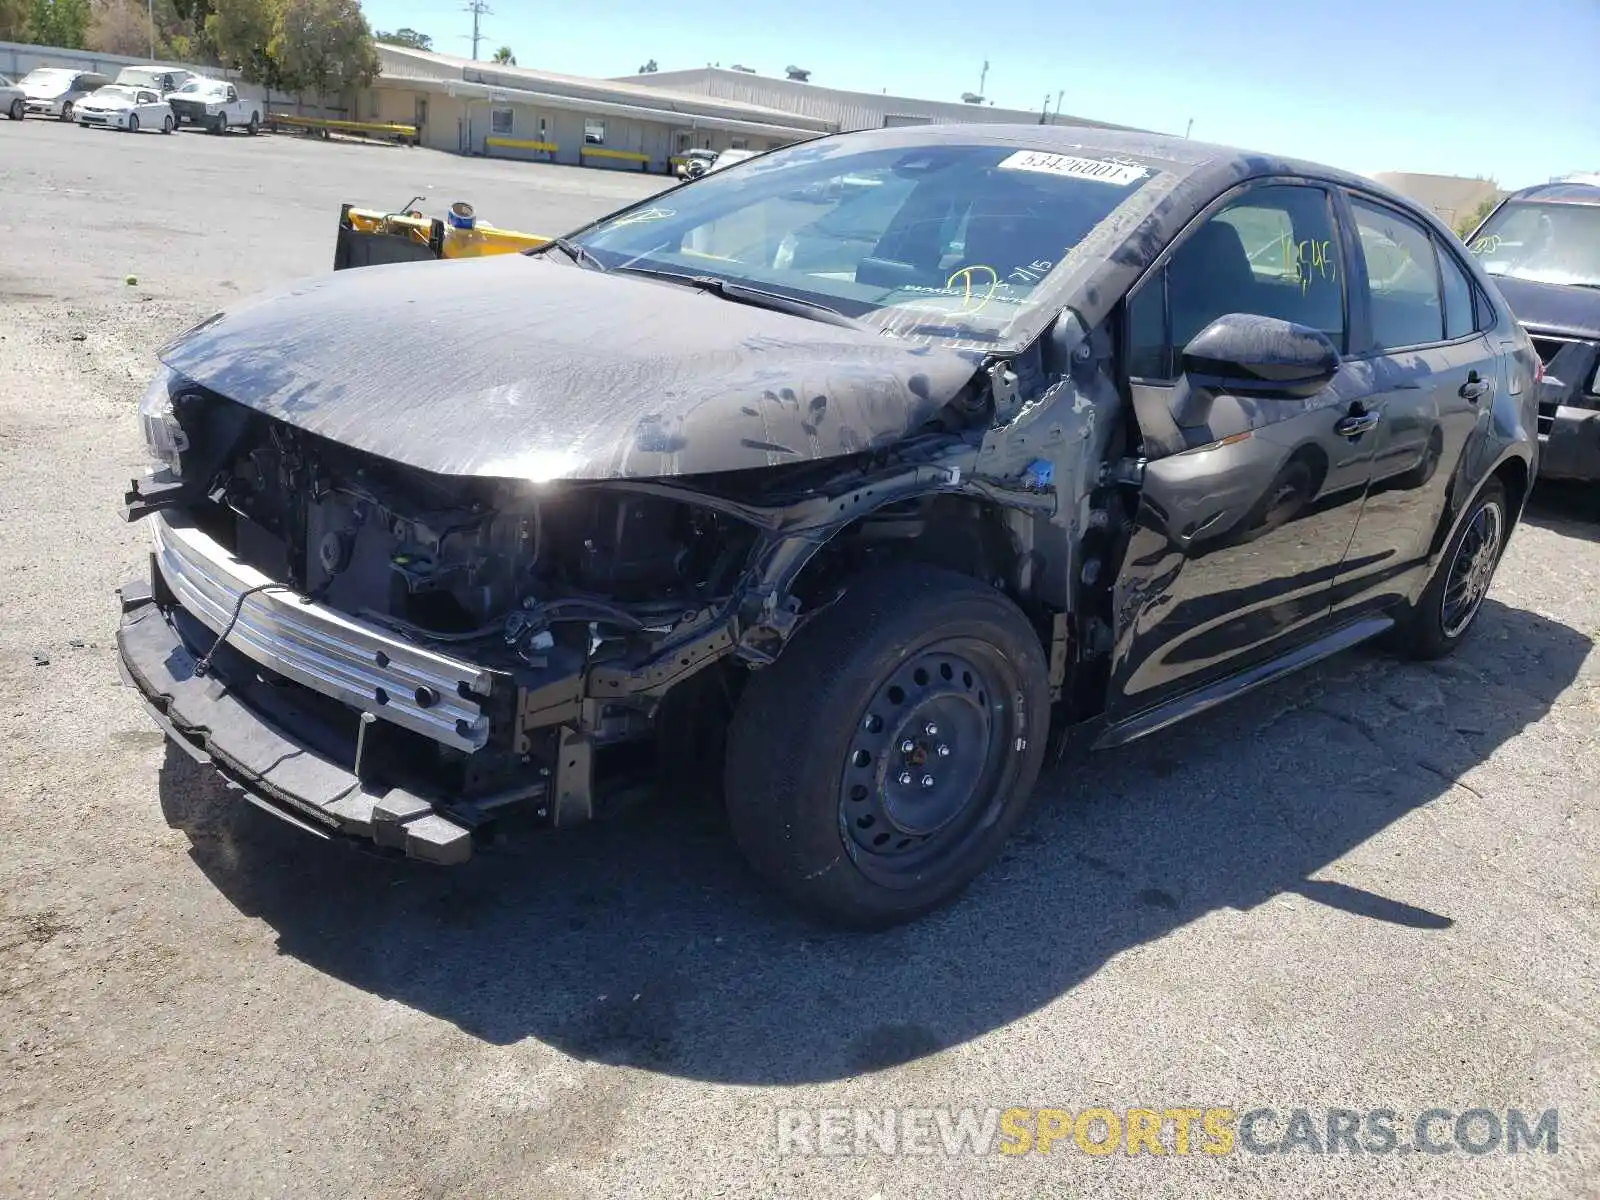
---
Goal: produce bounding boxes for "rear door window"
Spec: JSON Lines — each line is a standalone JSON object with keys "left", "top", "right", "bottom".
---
{"left": 1349, "top": 198, "right": 1445, "bottom": 349}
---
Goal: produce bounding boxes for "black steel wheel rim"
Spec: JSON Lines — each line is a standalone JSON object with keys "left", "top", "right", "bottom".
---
{"left": 838, "top": 637, "right": 1022, "bottom": 888}
{"left": 1441, "top": 499, "right": 1503, "bottom": 638}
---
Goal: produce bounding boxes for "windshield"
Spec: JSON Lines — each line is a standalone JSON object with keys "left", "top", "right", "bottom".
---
{"left": 1468, "top": 202, "right": 1600, "bottom": 289}
{"left": 92, "top": 86, "right": 138, "bottom": 103}
{"left": 570, "top": 139, "right": 1158, "bottom": 345}
{"left": 176, "top": 80, "right": 224, "bottom": 97}
{"left": 116, "top": 69, "right": 161, "bottom": 87}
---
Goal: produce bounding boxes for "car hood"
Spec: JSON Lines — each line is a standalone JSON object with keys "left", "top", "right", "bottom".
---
{"left": 159, "top": 253, "right": 986, "bottom": 481}
{"left": 1491, "top": 274, "right": 1600, "bottom": 340}
{"left": 82, "top": 97, "right": 133, "bottom": 110}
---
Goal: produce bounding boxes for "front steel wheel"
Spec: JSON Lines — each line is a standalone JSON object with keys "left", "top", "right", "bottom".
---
{"left": 724, "top": 564, "right": 1050, "bottom": 927}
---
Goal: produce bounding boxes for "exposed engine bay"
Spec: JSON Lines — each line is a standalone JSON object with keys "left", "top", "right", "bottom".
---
{"left": 212, "top": 418, "right": 758, "bottom": 670}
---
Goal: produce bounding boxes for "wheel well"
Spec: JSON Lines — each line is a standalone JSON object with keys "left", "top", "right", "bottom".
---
{"left": 1494, "top": 456, "right": 1529, "bottom": 521}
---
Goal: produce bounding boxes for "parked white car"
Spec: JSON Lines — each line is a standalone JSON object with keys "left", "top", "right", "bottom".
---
{"left": 75, "top": 85, "right": 175, "bottom": 134}
{"left": 705, "top": 148, "right": 759, "bottom": 174}
{"left": 166, "top": 77, "right": 261, "bottom": 134}
{"left": 19, "top": 67, "right": 110, "bottom": 120}
{"left": 113, "top": 65, "right": 195, "bottom": 96}
{"left": 0, "top": 73, "right": 24, "bottom": 121}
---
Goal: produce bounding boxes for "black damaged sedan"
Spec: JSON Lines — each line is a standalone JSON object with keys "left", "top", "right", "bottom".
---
{"left": 118, "top": 126, "right": 1539, "bottom": 927}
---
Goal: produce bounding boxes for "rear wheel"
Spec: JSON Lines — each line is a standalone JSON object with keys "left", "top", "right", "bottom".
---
{"left": 723, "top": 564, "right": 1051, "bottom": 927}
{"left": 127, "top": 112, "right": 139, "bottom": 134}
{"left": 1391, "top": 477, "right": 1507, "bottom": 660}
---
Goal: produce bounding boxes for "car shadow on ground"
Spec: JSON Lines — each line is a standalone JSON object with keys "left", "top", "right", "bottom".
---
{"left": 1524, "top": 480, "right": 1600, "bottom": 543}
{"left": 157, "top": 597, "right": 1589, "bottom": 1085}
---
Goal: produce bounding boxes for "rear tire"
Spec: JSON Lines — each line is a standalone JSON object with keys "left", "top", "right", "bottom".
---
{"left": 723, "top": 564, "right": 1051, "bottom": 927}
{"left": 1390, "top": 477, "right": 1508, "bottom": 660}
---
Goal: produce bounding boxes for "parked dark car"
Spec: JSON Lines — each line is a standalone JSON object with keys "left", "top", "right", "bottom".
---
{"left": 117, "top": 126, "right": 1539, "bottom": 927}
{"left": 1465, "top": 178, "right": 1600, "bottom": 481}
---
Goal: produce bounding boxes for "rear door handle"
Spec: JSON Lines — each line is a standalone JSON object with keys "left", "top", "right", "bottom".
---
{"left": 1335, "top": 409, "right": 1381, "bottom": 438}
{"left": 1459, "top": 371, "right": 1489, "bottom": 402}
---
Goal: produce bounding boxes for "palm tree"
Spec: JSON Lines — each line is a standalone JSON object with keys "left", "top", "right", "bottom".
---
{"left": 491, "top": 46, "right": 516, "bottom": 66}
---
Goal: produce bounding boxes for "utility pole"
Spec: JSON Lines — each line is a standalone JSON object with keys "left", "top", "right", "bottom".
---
{"left": 147, "top": 0, "right": 155, "bottom": 58}
{"left": 464, "top": 0, "right": 491, "bottom": 60}
{"left": 1183, "top": 117, "right": 1193, "bottom": 139}
{"left": 978, "top": 59, "right": 989, "bottom": 99}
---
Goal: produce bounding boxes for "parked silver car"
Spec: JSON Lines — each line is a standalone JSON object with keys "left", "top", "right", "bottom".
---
{"left": 19, "top": 67, "right": 110, "bottom": 120}
{"left": 113, "top": 65, "right": 195, "bottom": 96}
{"left": 0, "top": 73, "right": 25, "bottom": 122}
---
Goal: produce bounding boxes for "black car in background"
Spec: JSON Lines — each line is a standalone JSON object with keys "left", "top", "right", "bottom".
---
{"left": 1466, "top": 178, "right": 1600, "bottom": 480}
{"left": 117, "top": 126, "right": 1540, "bottom": 926}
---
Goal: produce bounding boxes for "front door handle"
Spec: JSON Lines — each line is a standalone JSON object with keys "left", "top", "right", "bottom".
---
{"left": 1335, "top": 407, "right": 1381, "bottom": 439}
{"left": 1459, "top": 370, "right": 1489, "bottom": 402}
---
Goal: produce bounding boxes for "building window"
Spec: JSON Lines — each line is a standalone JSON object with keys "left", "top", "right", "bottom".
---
{"left": 729, "top": 137, "right": 748, "bottom": 149}
{"left": 537, "top": 116, "right": 547, "bottom": 143}
{"left": 584, "top": 118, "right": 605, "bottom": 145}
{"left": 490, "top": 107, "right": 513, "bottom": 135}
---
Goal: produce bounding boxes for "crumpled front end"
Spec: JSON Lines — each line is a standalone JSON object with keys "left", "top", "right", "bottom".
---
{"left": 115, "top": 362, "right": 1013, "bottom": 860}
{"left": 1529, "top": 331, "right": 1600, "bottom": 481}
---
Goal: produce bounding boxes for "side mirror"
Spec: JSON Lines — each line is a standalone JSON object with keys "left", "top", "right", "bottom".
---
{"left": 1171, "top": 313, "right": 1340, "bottom": 427}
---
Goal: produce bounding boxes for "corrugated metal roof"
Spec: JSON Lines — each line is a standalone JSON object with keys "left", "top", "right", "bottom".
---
{"left": 376, "top": 46, "right": 833, "bottom": 132}
{"left": 615, "top": 66, "right": 1143, "bottom": 134}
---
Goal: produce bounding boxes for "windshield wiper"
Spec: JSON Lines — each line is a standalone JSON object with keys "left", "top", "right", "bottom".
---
{"left": 544, "top": 237, "right": 607, "bottom": 271}
{"left": 612, "top": 267, "right": 870, "bottom": 331}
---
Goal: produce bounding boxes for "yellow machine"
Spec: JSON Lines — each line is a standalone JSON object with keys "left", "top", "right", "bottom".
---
{"left": 334, "top": 201, "right": 550, "bottom": 271}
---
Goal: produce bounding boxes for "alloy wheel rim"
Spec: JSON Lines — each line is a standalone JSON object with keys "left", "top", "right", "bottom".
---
{"left": 1441, "top": 500, "right": 1503, "bottom": 638}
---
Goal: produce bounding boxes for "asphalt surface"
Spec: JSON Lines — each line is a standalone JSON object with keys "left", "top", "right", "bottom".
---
{"left": 0, "top": 120, "right": 1596, "bottom": 1199}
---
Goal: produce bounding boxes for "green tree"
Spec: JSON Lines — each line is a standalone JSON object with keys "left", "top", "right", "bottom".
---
{"left": 208, "top": 0, "right": 282, "bottom": 86}
{"left": 0, "top": 0, "right": 29, "bottom": 41}
{"left": 374, "top": 25, "right": 429, "bottom": 49}
{"left": 1453, "top": 192, "right": 1502, "bottom": 240}
{"left": 25, "top": 0, "right": 90, "bottom": 46}
{"left": 270, "top": 0, "right": 379, "bottom": 95}
{"left": 490, "top": 44, "right": 514, "bottom": 65}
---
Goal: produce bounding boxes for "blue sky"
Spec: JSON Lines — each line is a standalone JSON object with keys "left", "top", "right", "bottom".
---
{"left": 363, "top": 0, "right": 1598, "bottom": 188}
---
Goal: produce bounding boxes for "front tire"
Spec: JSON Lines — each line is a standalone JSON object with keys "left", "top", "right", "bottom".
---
{"left": 7, "top": 98, "right": 22, "bottom": 120}
{"left": 162, "top": 114, "right": 174, "bottom": 134}
{"left": 247, "top": 111, "right": 259, "bottom": 135}
{"left": 127, "top": 112, "right": 139, "bottom": 134}
{"left": 211, "top": 113, "right": 225, "bottom": 134}
{"left": 1391, "top": 478, "right": 1508, "bottom": 660}
{"left": 723, "top": 564, "right": 1051, "bottom": 927}
{"left": 59, "top": 101, "right": 73, "bottom": 122}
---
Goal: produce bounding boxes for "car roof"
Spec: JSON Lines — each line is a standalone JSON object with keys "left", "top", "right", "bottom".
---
{"left": 1505, "top": 180, "right": 1600, "bottom": 207}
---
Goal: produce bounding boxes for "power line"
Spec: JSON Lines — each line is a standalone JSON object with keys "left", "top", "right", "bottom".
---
{"left": 463, "top": 0, "right": 491, "bottom": 60}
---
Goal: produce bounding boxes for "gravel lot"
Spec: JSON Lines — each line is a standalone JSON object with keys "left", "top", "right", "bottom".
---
{"left": 1, "top": 121, "right": 1595, "bottom": 1199}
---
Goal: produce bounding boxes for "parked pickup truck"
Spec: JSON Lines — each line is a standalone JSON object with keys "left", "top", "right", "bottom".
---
{"left": 166, "top": 77, "right": 260, "bottom": 133}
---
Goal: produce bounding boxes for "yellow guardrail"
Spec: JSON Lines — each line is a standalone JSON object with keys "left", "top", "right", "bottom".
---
{"left": 486, "top": 136, "right": 558, "bottom": 154}
{"left": 580, "top": 146, "right": 650, "bottom": 165}
{"left": 271, "top": 114, "right": 419, "bottom": 143}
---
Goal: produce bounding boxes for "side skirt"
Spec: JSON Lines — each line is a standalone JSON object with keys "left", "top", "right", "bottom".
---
{"left": 1091, "top": 614, "right": 1395, "bottom": 751}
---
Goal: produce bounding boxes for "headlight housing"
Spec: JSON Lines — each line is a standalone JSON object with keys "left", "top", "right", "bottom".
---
{"left": 138, "top": 365, "right": 189, "bottom": 471}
